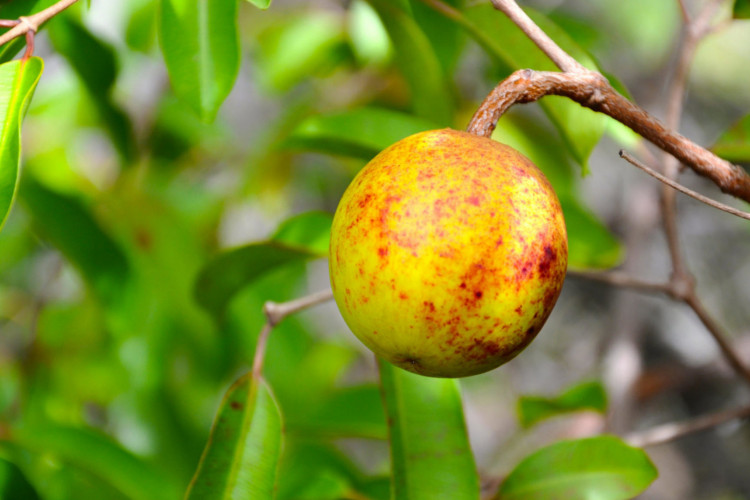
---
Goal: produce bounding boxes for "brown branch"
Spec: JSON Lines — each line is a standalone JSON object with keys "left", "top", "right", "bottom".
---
{"left": 0, "top": 0, "right": 78, "bottom": 49}
{"left": 251, "top": 289, "right": 334, "bottom": 379}
{"left": 466, "top": 69, "right": 750, "bottom": 203}
{"left": 620, "top": 150, "right": 750, "bottom": 221}
{"left": 625, "top": 403, "right": 750, "bottom": 448}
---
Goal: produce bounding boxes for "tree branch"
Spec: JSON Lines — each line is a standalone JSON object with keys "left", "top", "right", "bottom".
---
{"left": 251, "top": 289, "right": 334, "bottom": 379}
{"left": 466, "top": 69, "right": 750, "bottom": 203}
{"left": 620, "top": 150, "right": 750, "bottom": 221}
{"left": 0, "top": 0, "right": 78, "bottom": 49}
{"left": 626, "top": 403, "right": 750, "bottom": 448}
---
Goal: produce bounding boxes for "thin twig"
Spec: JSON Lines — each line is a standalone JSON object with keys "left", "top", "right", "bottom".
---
{"left": 250, "top": 289, "right": 334, "bottom": 378}
{"left": 489, "top": 0, "right": 586, "bottom": 73}
{"left": 567, "top": 270, "right": 671, "bottom": 295}
{"left": 626, "top": 403, "right": 750, "bottom": 448}
{"left": 0, "top": 0, "right": 78, "bottom": 48}
{"left": 620, "top": 150, "right": 750, "bottom": 221}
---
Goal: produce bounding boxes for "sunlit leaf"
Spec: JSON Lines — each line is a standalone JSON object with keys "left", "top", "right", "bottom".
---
{"left": 19, "top": 175, "right": 131, "bottom": 306}
{"left": 255, "top": 13, "right": 346, "bottom": 93}
{"left": 245, "top": 0, "right": 272, "bottom": 10}
{"left": 159, "top": 0, "right": 240, "bottom": 121}
{"left": 378, "top": 360, "right": 479, "bottom": 499}
{"left": 186, "top": 373, "right": 282, "bottom": 500}
{"left": 9, "top": 425, "right": 180, "bottom": 500}
{"left": 283, "top": 107, "right": 439, "bottom": 159}
{"left": 496, "top": 436, "right": 657, "bottom": 500}
{"left": 460, "top": 4, "right": 606, "bottom": 169}
{"left": 712, "top": 113, "right": 750, "bottom": 163}
{"left": 0, "top": 458, "right": 41, "bottom": 500}
{"left": 733, "top": 0, "right": 750, "bottom": 18}
{"left": 0, "top": 57, "right": 42, "bottom": 232}
{"left": 517, "top": 380, "right": 607, "bottom": 428}
{"left": 49, "top": 17, "right": 137, "bottom": 163}
{"left": 367, "top": 0, "right": 454, "bottom": 125}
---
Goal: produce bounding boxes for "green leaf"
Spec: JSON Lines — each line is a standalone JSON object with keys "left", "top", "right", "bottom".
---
{"left": 9, "top": 425, "right": 180, "bottom": 500}
{"left": 496, "top": 436, "right": 657, "bottom": 500}
{"left": 271, "top": 210, "right": 332, "bottom": 256}
{"left": 195, "top": 242, "right": 318, "bottom": 316}
{"left": 0, "top": 0, "right": 56, "bottom": 62}
{"left": 712, "top": 113, "right": 750, "bottom": 163}
{"left": 0, "top": 57, "right": 42, "bottom": 233}
{"left": 378, "top": 360, "right": 479, "bottom": 499}
{"left": 48, "top": 17, "right": 137, "bottom": 163}
{"left": 283, "top": 107, "right": 439, "bottom": 159}
{"left": 186, "top": 373, "right": 282, "bottom": 500}
{"left": 733, "top": 0, "right": 750, "bottom": 18}
{"left": 0, "top": 458, "right": 41, "bottom": 500}
{"left": 460, "top": 4, "right": 606, "bottom": 169}
{"left": 255, "top": 13, "right": 346, "bottom": 93}
{"left": 19, "top": 175, "right": 131, "bottom": 306}
{"left": 561, "top": 198, "right": 624, "bottom": 269}
{"left": 517, "top": 380, "right": 607, "bottom": 428}
{"left": 367, "top": 0, "right": 454, "bottom": 125}
{"left": 159, "top": 0, "right": 240, "bottom": 121}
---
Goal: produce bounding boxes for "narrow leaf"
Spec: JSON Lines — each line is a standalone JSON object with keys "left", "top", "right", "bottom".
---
{"left": 517, "top": 380, "right": 607, "bottom": 428}
{"left": 9, "top": 425, "right": 179, "bottom": 500}
{"left": 186, "top": 373, "right": 282, "bottom": 500}
{"left": 283, "top": 107, "right": 438, "bottom": 159}
{"left": 367, "top": 0, "right": 454, "bottom": 125}
{"left": 712, "top": 113, "right": 750, "bottom": 163}
{"left": 0, "top": 57, "right": 42, "bottom": 232}
{"left": 245, "top": 0, "right": 272, "bottom": 10}
{"left": 19, "top": 175, "right": 131, "bottom": 306}
{"left": 159, "top": 0, "right": 240, "bottom": 121}
{"left": 378, "top": 360, "right": 479, "bottom": 499}
{"left": 561, "top": 198, "right": 623, "bottom": 269}
{"left": 0, "top": 458, "right": 41, "bottom": 500}
{"left": 497, "top": 436, "right": 657, "bottom": 500}
{"left": 271, "top": 210, "right": 332, "bottom": 256}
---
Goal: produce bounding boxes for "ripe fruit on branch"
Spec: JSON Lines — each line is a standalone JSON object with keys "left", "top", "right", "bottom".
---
{"left": 329, "top": 129, "right": 567, "bottom": 378}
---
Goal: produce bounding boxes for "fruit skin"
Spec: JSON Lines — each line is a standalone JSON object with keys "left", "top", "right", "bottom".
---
{"left": 329, "top": 128, "right": 567, "bottom": 378}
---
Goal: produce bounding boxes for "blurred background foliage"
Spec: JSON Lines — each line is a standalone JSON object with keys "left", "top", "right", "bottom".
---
{"left": 0, "top": 0, "right": 750, "bottom": 498}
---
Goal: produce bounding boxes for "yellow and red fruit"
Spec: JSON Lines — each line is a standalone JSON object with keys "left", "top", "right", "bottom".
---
{"left": 329, "top": 128, "right": 567, "bottom": 378}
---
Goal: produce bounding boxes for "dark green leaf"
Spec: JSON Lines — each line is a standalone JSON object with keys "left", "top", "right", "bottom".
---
{"left": 271, "top": 210, "right": 332, "bottom": 256}
{"left": 0, "top": 458, "right": 40, "bottom": 500}
{"left": 0, "top": 57, "right": 42, "bottom": 232}
{"left": 460, "top": 4, "right": 606, "bottom": 169}
{"left": 496, "top": 436, "right": 657, "bottom": 500}
{"left": 283, "top": 107, "right": 439, "bottom": 159}
{"left": 194, "top": 242, "right": 318, "bottom": 316}
{"left": 517, "top": 380, "right": 607, "bottom": 428}
{"left": 0, "top": 0, "right": 56, "bottom": 62}
{"left": 733, "top": 0, "right": 750, "bottom": 18}
{"left": 48, "top": 17, "right": 137, "bottom": 163}
{"left": 186, "top": 373, "right": 282, "bottom": 500}
{"left": 19, "top": 175, "right": 131, "bottom": 306}
{"left": 712, "top": 113, "right": 750, "bottom": 163}
{"left": 159, "top": 0, "right": 240, "bottom": 121}
{"left": 125, "top": 0, "right": 157, "bottom": 53}
{"left": 561, "top": 198, "right": 623, "bottom": 269}
{"left": 378, "top": 360, "right": 479, "bottom": 499}
{"left": 286, "top": 385, "right": 388, "bottom": 439}
{"left": 367, "top": 0, "right": 454, "bottom": 125}
{"left": 408, "top": 0, "right": 465, "bottom": 75}
{"left": 9, "top": 425, "right": 180, "bottom": 500}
